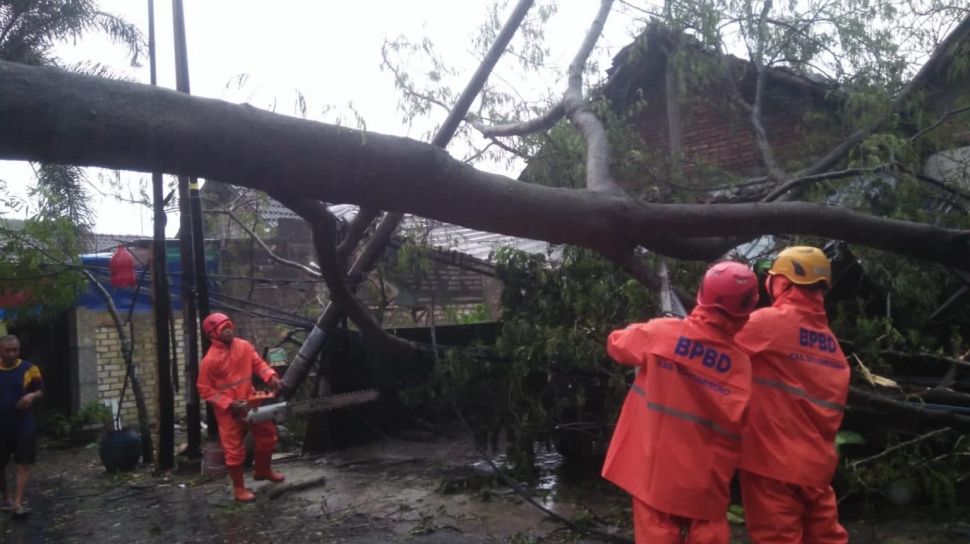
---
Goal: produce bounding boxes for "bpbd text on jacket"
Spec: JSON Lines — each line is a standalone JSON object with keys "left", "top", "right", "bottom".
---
{"left": 674, "top": 336, "right": 732, "bottom": 373}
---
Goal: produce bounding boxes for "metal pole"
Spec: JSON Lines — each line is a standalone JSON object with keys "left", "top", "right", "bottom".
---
{"left": 170, "top": 0, "right": 206, "bottom": 455}
{"left": 148, "top": 0, "right": 174, "bottom": 470}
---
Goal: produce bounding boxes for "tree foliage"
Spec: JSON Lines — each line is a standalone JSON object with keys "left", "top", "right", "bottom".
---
{"left": 0, "top": 0, "right": 142, "bottom": 67}
{"left": 0, "top": 217, "right": 85, "bottom": 317}
{"left": 0, "top": 0, "right": 142, "bottom": 315}
{"left": 379, "top": 1, "right": 970, "bottom": 496}
{"left": 3, "top": 2, "right": 970, "bottom": 503}
{"left": 0, "top": 0, "right": 143, "bottom": 230}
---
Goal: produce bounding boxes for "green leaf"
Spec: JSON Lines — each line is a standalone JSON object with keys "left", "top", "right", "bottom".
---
{"left": 836, "top": 430, "right": 867, "bottom": 446}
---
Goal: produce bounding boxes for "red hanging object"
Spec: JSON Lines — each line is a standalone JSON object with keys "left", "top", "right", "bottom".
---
{"left": 110, "top": 246, "right": 137, "bottom": 288}
{"left": 0, "top": 290, "right": 29, "bottom": 308}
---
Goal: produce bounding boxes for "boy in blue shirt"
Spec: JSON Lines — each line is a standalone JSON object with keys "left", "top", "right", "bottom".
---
{"left": 0, "top": 335, "right": 43, "bottom": 519}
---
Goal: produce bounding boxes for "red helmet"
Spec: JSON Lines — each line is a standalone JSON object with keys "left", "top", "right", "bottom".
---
{"left": 202, "top": 312, "right": 233, "bottom": 339}
{"left": 695, "top": 261, "right": 759, "bottom": 317}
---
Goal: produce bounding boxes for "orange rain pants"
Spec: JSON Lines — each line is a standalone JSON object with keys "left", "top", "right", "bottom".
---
{"left": 633, "top": 498, "right": 729, "bottom": 544}
{"left": 197, "top": 337, "right": 279, "bottom": 467}
{"left": 739, "top": 471, "right": 848, "bottom": 544}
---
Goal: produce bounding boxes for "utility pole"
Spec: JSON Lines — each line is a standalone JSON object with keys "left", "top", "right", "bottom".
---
{"left": 171, "top": 0, "right": 207, "bottom": 456}
{"left": 148, "top": 0, "right": 174, "bottom": 471}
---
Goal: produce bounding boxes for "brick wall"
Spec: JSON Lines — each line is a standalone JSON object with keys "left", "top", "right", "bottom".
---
{"left": 633, "top": 77, "right": 842, "bottom": 181}
{"left": 74, "top": 309, "right": 193, "bottom": 430}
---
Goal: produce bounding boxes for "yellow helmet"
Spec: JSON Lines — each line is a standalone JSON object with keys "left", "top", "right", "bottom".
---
{"left": 768, "top": 246, "right": 831, "bottom": 287}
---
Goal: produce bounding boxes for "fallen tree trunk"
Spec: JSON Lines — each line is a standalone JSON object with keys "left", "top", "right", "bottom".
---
{"left": 2, "top": 61, "right": 970, "bottom": 267}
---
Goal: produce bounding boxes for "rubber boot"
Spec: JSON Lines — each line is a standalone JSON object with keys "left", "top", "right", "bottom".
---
{"left": 228, "top": 465, "right": 256, "bottom": 502}
{"left": 253, "top": 451, "right": 285, "bottom": 483}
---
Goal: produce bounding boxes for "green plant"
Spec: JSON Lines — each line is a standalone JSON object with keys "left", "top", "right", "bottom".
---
{"left": 44, "top": 402, "right": 111, "bottom": 444}
{"left": 74, "top": 401, "right": 112, "bottom": 426}
{"left": 726, "top": 504, "right": 745, "bottom": 525}
{"left": 835, "top": 430, "right": 867, "bottom": 456}
{"left": 839, "top": 431, "right": 968, "bottom": 511}
{"left": 44, "top": 412, "right": 72, "bottom": 441}
{"left": 398, "top": 246, "right": 666, "bottom": 474}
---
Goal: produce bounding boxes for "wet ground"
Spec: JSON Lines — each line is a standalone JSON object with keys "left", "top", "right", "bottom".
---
{"left": 1, "top": 434, "right": 968, "bottom": 543}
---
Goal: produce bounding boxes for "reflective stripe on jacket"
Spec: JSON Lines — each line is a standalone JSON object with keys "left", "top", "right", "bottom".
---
{"left": 735, "top": 287, "right": 850, "bottom": 487}
{"left": 601, "top": 307, "right": 751, "bottom": 521}
{"left": 197, "top": 339, "right": 277, "bottom": 412}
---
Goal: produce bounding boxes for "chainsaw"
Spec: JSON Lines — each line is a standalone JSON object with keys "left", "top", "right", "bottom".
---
{"left": 244, "top": 389, "right": 379, "bottom": 423}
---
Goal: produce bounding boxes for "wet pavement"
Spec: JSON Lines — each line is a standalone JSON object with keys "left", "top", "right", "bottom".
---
{"left": 0, "top": 435, "right": 967, "bottom": 543}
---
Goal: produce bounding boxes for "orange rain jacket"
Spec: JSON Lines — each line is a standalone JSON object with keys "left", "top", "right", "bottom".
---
{"left": 734, "top": 287, "right": 850, "bottom": 487}
{"left": 601, "top": 306, "right": 752, "bottom": 521}
{"left": 198, "top": 338, "right": 278, "bottom": 413}
{"left": 198, "top": 338, "right": 279, "bottom": 466}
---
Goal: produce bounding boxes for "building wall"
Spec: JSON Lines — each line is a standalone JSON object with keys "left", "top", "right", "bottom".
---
{"left": 214, "top": 220, "right": 503, "bottom": 354}
{"left": 215, "top": 222, "right": 321, "bottom": 356}
{"left": 73, "top": 308, "right": 192, "bottom": 429}
{"left": 634, "top": 82, "right": 840, "bottom": 179}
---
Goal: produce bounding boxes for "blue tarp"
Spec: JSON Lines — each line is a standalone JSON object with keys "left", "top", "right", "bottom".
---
{"left": 76, "top": 247, "right": 218, "bottom": 313}
{"left": 0, "top": 246, "right": 218, "bottom": 319}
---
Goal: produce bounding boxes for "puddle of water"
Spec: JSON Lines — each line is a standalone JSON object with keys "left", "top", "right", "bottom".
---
{"left": 468, "top": 441, "right": 625, "bottom": 516}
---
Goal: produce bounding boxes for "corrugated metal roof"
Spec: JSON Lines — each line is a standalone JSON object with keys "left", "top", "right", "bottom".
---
{"left": 401, "top": 218, "right": 551, "bottom": 262}
{"left": 82, "top": 233, "right": 150, "bottom": 254}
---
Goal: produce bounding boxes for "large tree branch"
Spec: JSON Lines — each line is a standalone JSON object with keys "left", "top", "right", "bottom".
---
{"left": 611, "top": 252, "right": 660, "bottom": 290}
{"left": 272, "top": 194, "right": 419, "bottom": 354}
{"left": 201, "top": 196, "right": 323, "bottom": 278}
{"left": 562, "top": 0, "right": 623, "bottom": 194}
{"left": 850, "top": 386, "right": 970, "bottom": 432}
{"left": 909, "top": 104, "right": 970, "bottom": 142}
{"left": 336, "top": 207, "right": 380, "bottom": 266}
{"left": 473, "top": 1, "right": 625, "bottom": 194}
{"left": 470, "top": 101, "right": 566, "bottom": 137}
{"left": 761, "top": 166, "right": 887, "bottom": 202}
{"left": 787, "top": 16, "right": 970, "bottom": 180}
{"left": 277, "top": 210, "right": 409, "bottom": 396}
{"left": 717, "top": 15, "right": 970, "bottom": 195}
{"left": 81, "top": 268, "right": 154, "bottom": 463}
{"left": 848, "top": 427, "right": 952, "bottom": 469}
{"left": 711, "top": 27, "right": 789, "bottom": 192}
{"left": 749, "top": 0, "right": 787, "bottom": 183}
{"left": 274, "top": 0, "right": 539, "bottom": 395}
{"left": 3, "top": 62, "right": 970, "bottom": 268}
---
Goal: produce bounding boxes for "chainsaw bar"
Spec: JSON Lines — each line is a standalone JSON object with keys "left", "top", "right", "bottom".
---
{"left": 245, "top": 389, "right": 380, "bottom": 423}
{"left": 287, "top": 389, "right": 380, "bottom": 414}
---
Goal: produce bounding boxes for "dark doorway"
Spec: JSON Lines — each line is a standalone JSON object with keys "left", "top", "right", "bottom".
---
{"left": 7, "top": 311, "right": 73, "bottom": 416}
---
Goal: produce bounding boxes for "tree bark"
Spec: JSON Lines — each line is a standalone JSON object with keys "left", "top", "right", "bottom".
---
{"left": 2, "top": 61, "right": 970, "bottom": 267}
{"left": 81, "top": 270, "right": 154, "bottom": 464}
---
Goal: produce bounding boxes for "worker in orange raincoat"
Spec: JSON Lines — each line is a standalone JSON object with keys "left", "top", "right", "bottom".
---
{"left": 602, "top": 261, "right": 760, "bottom": 543}
{"left": 197, "top": 313, "right": 285, "bottom": 502}
{"left": 735, "top": 246, "right": 850, "bottom": 543}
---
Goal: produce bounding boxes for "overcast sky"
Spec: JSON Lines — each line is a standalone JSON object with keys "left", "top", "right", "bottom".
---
{"left": 1, "top": 0, "right": 641, "bottom": 237}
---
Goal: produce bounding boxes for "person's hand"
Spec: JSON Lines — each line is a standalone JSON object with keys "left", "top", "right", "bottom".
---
{"left": 15, "top": 393, "right": 36, "bottom": 410}
{"left": 267, "top": 375, "right": 282, "bottom": 395}
{"left": 229, "top": 399, "right": 249, "bottom": 414}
